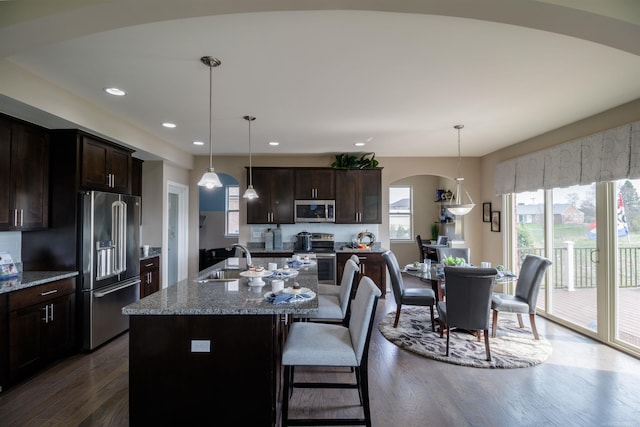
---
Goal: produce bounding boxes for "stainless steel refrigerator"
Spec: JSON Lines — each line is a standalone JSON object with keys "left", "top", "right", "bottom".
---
{"left": 80, "top": 191, "right": 140, "bottom": 350}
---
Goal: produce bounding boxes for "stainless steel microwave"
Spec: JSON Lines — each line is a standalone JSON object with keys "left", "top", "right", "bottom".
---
{"left": 294, "top": 200, "right": 335, "bottom": 223}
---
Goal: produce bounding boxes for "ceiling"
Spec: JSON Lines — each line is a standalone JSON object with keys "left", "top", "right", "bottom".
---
{"left": 1, "top": 1, "right": 639, "bottom": 161}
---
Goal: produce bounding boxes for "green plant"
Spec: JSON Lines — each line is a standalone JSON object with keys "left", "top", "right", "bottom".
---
{"left": 331, "top": 152, "right": 379, "bottom": 169}
{"left": 430, "top": 223, "right": 439, "bottom": 241}
{"left": 443, "top": 256, "right": 466, "bottom": 266}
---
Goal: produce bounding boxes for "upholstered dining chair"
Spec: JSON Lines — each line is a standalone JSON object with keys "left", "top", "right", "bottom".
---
{"left": 491, "top": 254, "right": 552, "bottom": 340}
{"left": 382, "top": 250, "right": 436, "bottom": 330}
{"left": 298, "top": 258, "right": 359, "bottom": 326}
{"left": 415, "top": 234, "right": 428, "bottom": 262}
{"left": 436, "top": 247, "right": 471, "bottom": 264}
{"left": 281, "top": 276, "right": 381, "bottom": 427}
{"left": 319, "top": 254, "right": 359, "bottom": 297}
{"left": 436, "top": 266, "right": 498, "bottom": 361}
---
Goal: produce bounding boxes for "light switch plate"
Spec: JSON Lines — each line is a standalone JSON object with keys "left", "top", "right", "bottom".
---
{"left": 191, "top": 339, "right": 211, "bottom": 353}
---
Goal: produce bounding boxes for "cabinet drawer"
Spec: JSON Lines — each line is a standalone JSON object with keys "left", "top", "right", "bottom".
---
{"left": 140, "top": 256, "right": 160, "bottom": 272}
{"left": 9, "top": 278, "right": 76, "bottom": 311}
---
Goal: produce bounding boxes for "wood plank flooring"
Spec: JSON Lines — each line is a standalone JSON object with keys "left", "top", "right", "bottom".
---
{"left": 1, "top": 289, "right": 640, "bottom": 426}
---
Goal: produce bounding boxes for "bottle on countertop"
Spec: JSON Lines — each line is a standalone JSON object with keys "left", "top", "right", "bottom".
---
{"left": 273, "top": 225, "right": 283, "bottom": 250}
{"left": 264, "top": 229, "right": 274, "bottom": 251}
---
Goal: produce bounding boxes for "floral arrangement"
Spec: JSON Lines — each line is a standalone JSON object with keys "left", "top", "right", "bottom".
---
{"left": 443, "top": 256, "right": 467, "bottom": 266}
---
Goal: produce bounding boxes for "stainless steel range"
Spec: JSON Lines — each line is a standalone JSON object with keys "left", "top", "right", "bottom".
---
{"left": 294, "top": 232, "right": 336, "bottom": 285}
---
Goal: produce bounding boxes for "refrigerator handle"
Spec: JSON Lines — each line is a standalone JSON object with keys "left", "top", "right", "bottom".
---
{"left": 112, "top": 200, "right": 127, "bottom": 274}
{"left": 94, "top": 279, "right": 141, "bottom": 298}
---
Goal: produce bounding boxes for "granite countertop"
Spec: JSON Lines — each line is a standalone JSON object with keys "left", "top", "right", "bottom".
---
{"left": 0, "top": 271, "right": 79, "bottom": 295}
{"left": 335, "top": 243, "right": 387, "bottom": 253}
{"left": 122, "top": 257, "right": 319, "bottom": 316}
{"left": 140, "top": 246, "right": 162, "bottom": 261}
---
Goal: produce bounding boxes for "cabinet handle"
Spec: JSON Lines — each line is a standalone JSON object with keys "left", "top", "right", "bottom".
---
{"left": 13, "top": 209, "right": 18, "bottom": 227}
{"left": 49, "top": 303, "right": 54, "bottom": 322}
{"left": 41, "top": 305, "right": 49, "bottom": 323}
{"left": 40, "top": 289, "right": 58, "bottom": 297}
{"left": 145, "top": 263, "right": 154, "bottom": 267}
{"left": 20, "top": 209, "right": 24, "bottom": 226}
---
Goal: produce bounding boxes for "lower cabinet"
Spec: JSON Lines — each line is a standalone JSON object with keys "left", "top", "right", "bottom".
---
{"left": 140, "top": 256, "right": 160, "bottom": 298}
{"left": 129, "top": 313, "right": 286, "bottom": 425}
{"left": 8, "top": 277, "right": 76, "bottom": 382}
{"left": 337, "top": 252, "right": 387, "bottom": 298}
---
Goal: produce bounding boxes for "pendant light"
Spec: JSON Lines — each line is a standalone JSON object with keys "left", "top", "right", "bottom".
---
{"left": 242, "top": 115, "right": 259, "bottom": 199}
{"left": 446, "top": 124, "right": 475, "bottom": 216}
{"left": 197, "top": 56, "right": 223, "bottom": 189}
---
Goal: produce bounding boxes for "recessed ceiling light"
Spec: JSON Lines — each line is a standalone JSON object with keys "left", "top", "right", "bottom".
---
{"left": 162, "top": 122, "right": 176, "bottom": 128}
{"left": 193, "top": 140, "right": 204, "bottom": 146}
{"left": 355, "top": 142, "right": 365, "bottom": 147}
{"left": 269, "top": 141, "right": 280, "bottom": 146}
{"left": 104, "top": 87, "right": 126, "bottom": 96}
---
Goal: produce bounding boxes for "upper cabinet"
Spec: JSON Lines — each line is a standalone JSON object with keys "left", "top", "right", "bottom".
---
{"left": 51, "top": 130, "right": 134, "bottom": 195}
{"left": 0, "top": 115, "right": 49, "bottom": 231}
{"left": 246, "top": 168, "right": 294, "bottom": 224}
{"left": 80, "top": 135, "right": 132, "bottom": 193}
{"left": 294, "top": 168, "right": 335, "bottom": 199}
{"left": 335, "top": 168, "right": 382, "bottom": 224}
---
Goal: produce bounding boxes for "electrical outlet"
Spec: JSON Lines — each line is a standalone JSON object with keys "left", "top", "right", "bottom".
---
{"left": 191, "top": 340, "right": 211, "bottom": 353}
{"left": 252, "top": 231, "right": 262, "bottom": 238}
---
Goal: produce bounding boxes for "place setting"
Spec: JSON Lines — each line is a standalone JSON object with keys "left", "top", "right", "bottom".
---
{"left": 264, "top": 281, "right": 316, "bottom": 304}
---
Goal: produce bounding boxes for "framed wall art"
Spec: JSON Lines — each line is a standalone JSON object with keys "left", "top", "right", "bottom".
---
{"left": 482, "top": 202, "right": 491, "bottom": 222}
{"left": 491, "top": 211, "right": 501, "bottom": 232}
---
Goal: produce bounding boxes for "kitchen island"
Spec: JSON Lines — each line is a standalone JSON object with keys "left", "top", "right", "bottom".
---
{"left": 122, "top": 257, "right": 318, "bottom": 426}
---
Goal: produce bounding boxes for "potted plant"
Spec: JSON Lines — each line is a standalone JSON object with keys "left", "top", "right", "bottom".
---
{"left": 430, "top": 223, "right": 439, "bottom": 244}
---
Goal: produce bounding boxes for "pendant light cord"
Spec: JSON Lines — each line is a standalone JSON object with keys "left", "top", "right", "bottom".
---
{"left": 208, "top": 64, "right": 213, "bottom": 170}
{"left": 248, "top": 117, "right": 253, "bottom": 185}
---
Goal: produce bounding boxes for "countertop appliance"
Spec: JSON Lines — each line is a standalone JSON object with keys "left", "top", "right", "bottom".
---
{"left": 294, "top": 231, "right": 312, "bottom": 252}
{"left": 294, "top": 233, "right": 336, "bottom": 285}
{"left": 80, "top": 191, "right": 141, "bottom": 350}
{"left": 294, "top": 200, "right": 335, "bottom": 223}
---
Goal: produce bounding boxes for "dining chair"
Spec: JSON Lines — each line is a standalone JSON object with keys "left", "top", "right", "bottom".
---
{"left": 436, "top": 247, "right": 471, "bottom": 264}
{"left": 281, "top": 276, "right": 381, "bottom": 427}
{"left": 382, "top": 250, "right": 436, "bottom": 330}
{"left": 319, "top": 254, "right": 359, "bottom": 297}
{"left": 491, "top": 254, "right": 552, "bottom": 340}
{"left": 436, "top": 266, "right": 498, "bottom": 361}
{"left": 297, "top": 258, "right": 359, "bottom": 326}
{"left": 415, "top": 234, "right": 428, "bottom": 262}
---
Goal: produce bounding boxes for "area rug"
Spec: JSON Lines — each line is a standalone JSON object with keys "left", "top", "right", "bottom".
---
{"left": 378, "top": 307, "right": 552, "bottom": 368}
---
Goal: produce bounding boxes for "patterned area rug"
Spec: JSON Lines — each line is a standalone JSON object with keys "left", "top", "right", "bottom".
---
{"left": 378, "top": 307, "right": 552, "bottom": 368}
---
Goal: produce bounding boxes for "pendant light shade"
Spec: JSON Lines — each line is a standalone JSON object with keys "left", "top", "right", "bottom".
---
{"left": 242, "top": 115, "right": 259, "bottom": 199}
{"left": 198, "top": 56, "right": 223, "bottom": 189}
{"left": 447, "top": 124, "right": 475, "bottom": 216}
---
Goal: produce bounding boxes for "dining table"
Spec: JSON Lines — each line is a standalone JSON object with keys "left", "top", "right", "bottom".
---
{"left": 402, "top": 264, "right": 517, "bottom": 300}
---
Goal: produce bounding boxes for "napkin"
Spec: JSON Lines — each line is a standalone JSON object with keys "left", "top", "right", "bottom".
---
{"left": 287, "top": 260, "right": 303, "bottom": 268}
{"left": 266, "top": 292, "right": 312, "bottom": 304}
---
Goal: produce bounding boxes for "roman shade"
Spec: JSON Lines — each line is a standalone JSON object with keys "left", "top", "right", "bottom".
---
{"left": 494, "top": 120, "right": 640, "bottom": 195}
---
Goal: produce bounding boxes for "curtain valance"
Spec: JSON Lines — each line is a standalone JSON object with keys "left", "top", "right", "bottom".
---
{"left": 494, "top": 120, "right": 640, "bottom": 195}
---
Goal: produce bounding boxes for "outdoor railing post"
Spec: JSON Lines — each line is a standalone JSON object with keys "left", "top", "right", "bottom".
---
{"left": 565, "top": 241, "right": 575, "bottom": 291}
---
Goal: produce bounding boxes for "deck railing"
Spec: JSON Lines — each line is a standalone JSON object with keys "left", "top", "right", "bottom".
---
{"left": 517, "top": 247, "right": 640, "bottom": 289}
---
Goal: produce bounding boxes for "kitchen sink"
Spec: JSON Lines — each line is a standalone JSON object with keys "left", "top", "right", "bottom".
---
{"left": 195, "top": 268, "right": 242, "bottom": 283}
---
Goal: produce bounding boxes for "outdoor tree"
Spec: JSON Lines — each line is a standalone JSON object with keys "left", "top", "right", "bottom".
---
{"left": 518, "top": 226, "right": 535, "bottom": 248}
{"left": 620, "top": 180, "right": 640, "bottom": 231}
{"left": 567, "top": 192, "right": 580, "bottom": 207}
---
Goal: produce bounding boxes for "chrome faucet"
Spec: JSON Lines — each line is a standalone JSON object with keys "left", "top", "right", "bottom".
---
{"left": 228, "top": 243, "right": 252, "bottom": 266}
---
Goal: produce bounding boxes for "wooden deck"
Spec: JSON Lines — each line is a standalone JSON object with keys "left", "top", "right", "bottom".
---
{"left": 536, "top": 287, "right": 640, "bottom": 347}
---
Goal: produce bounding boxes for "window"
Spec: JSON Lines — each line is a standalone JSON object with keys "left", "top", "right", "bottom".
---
{"left": 226, "top": 185, "right": 239, "bottom": 236}
{"left": 389, "top": 186, "right": 412, "bottom": 240}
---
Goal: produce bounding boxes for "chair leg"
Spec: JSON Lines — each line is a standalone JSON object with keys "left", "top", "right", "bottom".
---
{"left": 445, "top": 327, "right": 450, "bottom": 356}
{"left": 282, "top": 365, "right": 292, "bottom": 424}
{"left": 430, "top": 304, "right": 435, "bottom": 332}
{"left": 529, "top": 313, "right": 540, "bottom": 340}
{"left": 492, "top": 310, "right": 499, "bottom": 338}
{"left": 393, "top": 304, "right": 402, "bottom": 327}
{"left": 484, "top": 329, "right": 491, "bottom": 361}
{"left": 358, "top": 365, "right": 372, "bottom": 427}
{"left": 517, "top": 313, "right": 525, "bottom": 328}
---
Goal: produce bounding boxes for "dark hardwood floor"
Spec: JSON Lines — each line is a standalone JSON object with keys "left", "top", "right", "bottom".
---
{"left": 1, "top": 289, "right": 640, "bottom": 426}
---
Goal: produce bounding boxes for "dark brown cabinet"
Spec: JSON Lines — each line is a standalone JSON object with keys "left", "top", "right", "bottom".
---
{"left": 129, "top": 313, "right": 286, "bottom": 425}
{"left": 335, "top": 168, "right": 382, "bottom": 224}
{"left": 337, "top": 252, "right": 386, "bottom": 298}
{"left": 246, "top": 168, "right": 294, "bottom": 224}
{"left": 8, "top": 278, "right": 76, "bottom": 381}
{"left": 0, "top": 115, "right": 49, "bottom": 231}
{"left": 294, "top": 168, "right": 335, "bottom": 199}
{"left": 132, "top": 157, "right": 143, "bottom": 197}
{"left": 140, "top": 256, "right": 160, "bottom": 298}
{"left": 81, "top": 135, "right": 132, "bottom": 193}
